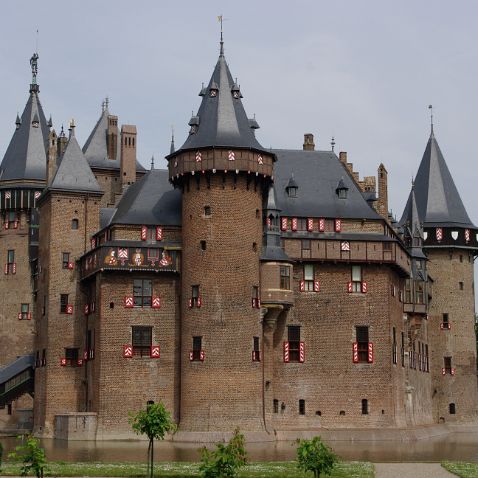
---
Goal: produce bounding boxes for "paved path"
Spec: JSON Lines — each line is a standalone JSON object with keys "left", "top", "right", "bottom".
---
{"left": 375, "top": 463, "right": 456, "bottom": 477}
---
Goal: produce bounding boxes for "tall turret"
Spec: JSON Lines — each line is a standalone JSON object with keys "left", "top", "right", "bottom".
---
{"left": 401, "top": 124, "right": 478, "bottom": 423}
{"left": 167, "top": 37, "right": 274, "bottom": 435}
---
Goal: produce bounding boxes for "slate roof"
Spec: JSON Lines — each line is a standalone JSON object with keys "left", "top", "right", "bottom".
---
{"left": 111, "top": 168, "right": 181, "bottom": 226}
{"left": 0, "top": 355, "right": 34, "bottom": 383}
{"left": 400, "top": 184, "right": 427, "bottom": 259}
{"left": 272, "top": 149, "right": 383, "bottom": 220}
{"left": 49, "top": 132, "right": 102, "bottom": 194}
{"left": 172, "top": 46, "right": 270, "bottom": 155}
{"left": 0, "top": 92, "right": 48, "bottom": 184}
{"left": 402, "top": 131, "right": 474, "bottom": 228}
{"left": 82, "top": 107, "right": 145, "bottom": 172}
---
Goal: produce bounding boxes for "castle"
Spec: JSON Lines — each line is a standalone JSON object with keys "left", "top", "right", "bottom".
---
{"left": 0, "top": 39, "right": 476, "bottom": 441}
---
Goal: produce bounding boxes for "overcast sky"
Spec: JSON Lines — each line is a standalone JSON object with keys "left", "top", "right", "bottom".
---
{"left": 1, "top": 0, "right": 477, "bottom": 226}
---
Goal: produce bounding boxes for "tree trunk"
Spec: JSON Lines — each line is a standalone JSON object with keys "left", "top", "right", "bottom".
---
{"left": 147, "top": 440, "right": 151, "bottom": 478}
{"left": 150, "top": 438, "right": 154, "bottom": 478}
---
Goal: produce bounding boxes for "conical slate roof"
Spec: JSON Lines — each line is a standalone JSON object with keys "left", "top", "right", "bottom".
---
{"left": 406, "top": 131, "right": 474, "bottom": 228}
{"left": 173, "top": 44, "right": 269, "bottom": 154}
{"left": 0, "top": 91, "right": 49, "bottom": 184}
{"left": 111, "top": 169, "right": 181, "bottom": 226}
{"left": 49, "top": 132, "right": 102, "bottom": 194}
{"left": 400, "top": 184, "right": 426, "bottom": 259}
{"left": 82, "top": 106, "right": 146, "bottom": 172}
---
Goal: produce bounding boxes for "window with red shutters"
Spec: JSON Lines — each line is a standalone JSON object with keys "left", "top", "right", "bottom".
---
{"left": 6, "top": 249, "right": 15, "bottom": 274}
{"left": 64, "top": 347, "right": 79, "bottom": 367}
{"left": 288, "top": 326, "right": 301, "bottom": 362}
{"left": 60, "top": 294, "right": 69, "bottom": 313}
{"left": 62, "top": 252, "right": 70, "bottom": 269}
{"left": 132, "top": 326, "right": 152, "bottom": 357}
{"left": 252, "top": 336, "right": 260, "bottom": 361}
{"left": 191, "top": 336, "right": 203, "bottom": 361}
{"left": 133, "top": 279, "right": 152, "bottom": 307}
{"left": 356, "top": 326, "right": 369, "bottom": 363}
{"left": 302, "top": 264, "right": 315, "bottom": 291}
{"left": 19, "top": 303, "right": 30, "bottom": 320}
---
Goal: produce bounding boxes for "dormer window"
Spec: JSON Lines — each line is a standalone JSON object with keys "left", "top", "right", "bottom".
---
{"left": 231, "top": 83, "right": 240, "bottom": 99}
{"left": 32, "top": 113, "right": 40, "bottom": 128}
{"left": 336, "top": 178, "right": 348, "bottom": 199}
{"left": 188, "top": 114, "right": 200, "bottom": 135}
{"left": 286, "top": 175, "right": 298, "bottom": 198}
{"left": 209, "top": 80, "right": 219, "bottom": 97}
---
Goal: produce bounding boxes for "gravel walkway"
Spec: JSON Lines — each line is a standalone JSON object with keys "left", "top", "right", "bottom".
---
{"left": 375, "top": 463, "right": 456, "bottom": 477}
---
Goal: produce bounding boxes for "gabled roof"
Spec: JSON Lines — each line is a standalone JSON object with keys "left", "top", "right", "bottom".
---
{"left": 82, "top": 107, "right": 145, "bottom": 172}
{"left": 49, "top": 132, "right": 102, "bottom": 194}
{"left": 111, "top": 169, "right": 181, "bottom": 226}
{"left": 172, "top": 44, "right": 269, "bottom": 155}
{"left": 0, "top": 91, "right": 48, "bottom": 184}
{"left": 272, "top": 149, "right": 382, "bottom": 220}
{"left": 408, "top": 131, "right": 474, "bottom": 228}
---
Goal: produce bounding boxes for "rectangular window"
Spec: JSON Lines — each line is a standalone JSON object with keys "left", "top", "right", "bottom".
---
{"left": 133, "top": 279, "right": 152, "bottom": 307}
{"left": 392, "top": 327, "right": 397, "bottom": 365}
{"left": 132, "top": 326, "right": 152, "bottom": 357}
{"left": 60, "top": 294, "right": 69, "bottom": 313}
{"left": 412, "top": 341, "right": 416, "bottom": 369}
{"left": 301, "top": 239, "right": 311, "bottom": 258}
{"left": 65, "top": 347, "right": 79, "bottom": 366}
{"left": 425, "top": 344, "right": 429, "bottom": 372}
{"left": 6, "top": 249, "right": 15, "bottom": 274}
{"left": 404, "top": 279, "right": 412, "bottom": 303}
{"left": 7, "top": 211, "right": 17, "bottom": 227}
{"left": 273, "top": 399, "right": 279, "bottom": 414}
{"left": 280, "top": 266, "right": 290, "bottom": 290}
{"left": 191, "top": 285, "right": 200, "bottom": 307}
{"left": 288, "top": 325, "right": 301, "bottom": 362}
{"left": 20, "top": 303, "right": 29, "bottom": 320}
{"left": 41, "top": 349, "right": 46, "bottom": 366}
{"left": 356, "top": 326, "right": 369, "bottom": 363}
{"left": 351, "top": 265, "right": 362, "bottom": 292}
{"left": 252, "top": 336, "right": 260, "bottom": 361}
{"left": 416, "top": 281, "right": 425, "bottom": 304}
{"left": 192, "top": 336, "right": 202, "bottom": 361}
{"left": 299, "top": 399, "right": 305, "bottom": 415}
{"left": 401, "top": 332, "right": 405, "bottom": 367}
{"left": 303, "top": 264, "right": 314, "bottom": 291}
{"left": 62, "top": 252, "right": 70, "bottom": 269}
{"left": 444, "top": 356, "right": 452, "bottom": 374}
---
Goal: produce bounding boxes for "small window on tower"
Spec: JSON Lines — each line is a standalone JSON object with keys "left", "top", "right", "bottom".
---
{"left": 62, "top": 252, "right": 70, "bottom": 269}
{"left": 132, "top": 326, "right": 152, "bottom": 357}
{"left": 351, "top": 265, "right": 362, "bottom": 292}
{"left": 200, "top": 240, "right": 206, "bottom": 251}
{"left": 299, "top": 399, "right": 305, "bottom": 415}
{"left": 20, "top": 303, "right": 29, "bottom": 320}
{"left": 273, "top": 399, "right": 279, "bottom": 414}
{"left": 356, "top": 326, "right": 369, "bottom": 363}
{"left": 361, "top": 399, "right": 369, "bottom": 415}
{"left": 280, "top": 266, "right": 290, "bottom": 290}
{"left": 65, "top": 347, "right": 79, "bottom": 366}
{"left": 60, "top": 294, "right": 69, "bottom": 313}
{"left": 71, "top": 219, "right": 79, "bottom": 230}
{"left": 192, "top": 336, "right": 202, "bottom": 361}
{"left": 459, "top": 282, "right": 464, "bottom": 290}
{"left": 288, "top": 325, "right": 301, "bottom": 362}
{"left": 204, "top": 206, "right": 211, "bottom": 217}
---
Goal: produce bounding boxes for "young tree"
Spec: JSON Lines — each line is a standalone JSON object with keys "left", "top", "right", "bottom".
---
{"left": 296, "top": 436, "right": 338, "bottom": 478}
{"left": 8, "top": 435, "right": 47, "bottom": 478}
{"left": 199, "top": 427, "right": 247, "bottom": 478}
{"left": 129, "top": 401, "right": 176, "bottom": 478}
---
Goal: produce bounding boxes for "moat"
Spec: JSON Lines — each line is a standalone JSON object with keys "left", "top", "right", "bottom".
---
{"left": 1, "top": 431, "right": 478, "bottom": 463}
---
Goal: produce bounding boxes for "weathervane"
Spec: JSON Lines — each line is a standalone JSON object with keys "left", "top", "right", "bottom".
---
{"left": 30, "top": 52, "right": 39, "bottom": 85}
{"left": 217, "top": 15, "right": 226, "bottom": 55}
{"left": 428, "top": 104, "right": 434, "bottom": 134}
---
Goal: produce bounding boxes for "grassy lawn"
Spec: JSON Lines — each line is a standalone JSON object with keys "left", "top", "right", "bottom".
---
{"left": 0, "top": 460, "right": 373, "bottom": 477}
{"left": 442, "top": 462, "right": 478, "bottom": 477}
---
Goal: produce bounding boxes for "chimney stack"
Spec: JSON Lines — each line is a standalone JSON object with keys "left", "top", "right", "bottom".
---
{"left": 377, "top": 163, "right": 388, "bottom": 218}
{"left": 339, "top": 151, "right": 347, "bottom": 164}
{"left": 47, "top": 129, "right": 58, "bottom": 185}
{"left": 107, "top": 115, "right": 119, "bottom": 160}
{"left": 120, "top": 125, "right": 137, "bottom": 189}
{"left": 303, "top": 133, "right": 315, "bottom": 151}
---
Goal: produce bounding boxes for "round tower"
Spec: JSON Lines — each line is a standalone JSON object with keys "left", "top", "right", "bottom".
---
{"left": 407, "top": 128, "right": 478, "bottom": 422}
{"left": 168, "top": 41, "right": 275, "bottom": 433}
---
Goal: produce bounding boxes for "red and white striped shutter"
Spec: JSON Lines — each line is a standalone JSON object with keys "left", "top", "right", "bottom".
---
{"left": 440, "top": 323, "right": 444, "bottom": 330}
{"left": 90, "top": 237, "right": 96, "bottom": 249}
{"left": 141, "top": 225, "right": 148, "bottom": 241}
{"left": 91, "top": 301, "right": 96, "bottom": 313}
{"left": 281, "top": 217, "right": 288, "bottom": 231}
{"left": 335, "top": 219, "right": 342, "bottom": 232}
{"left": 299, "top": 280, "right": 305, "bottom": 292}
{"left": 291, "top": 217, "right": 298, "bottom": 231}
{"left": 123, "top": 345, "right": 133, "bottom": 358}
{"left": 60, "top": 358, "right": 67, "bottom": 366}
{"left": 4, "top": 264, "right": 7, "bottom": 275}
{"left": 12, "top": 263, "right": 16, "bottom": 274}
{"left": 283, "top": 341, "right": 290, "bottom": 363}
{"left": 465, "top": 229, "right": 470, "bottom": 243}
{"left": 319, "top": 218, "right": 325, "bottom": 232}
{"left": 436, "top": 228, "right": 443, "bottom": 241}
{"left": 307, "top": 218, "right": 314, "bottom": 232}
{"left": 451, "top": 368, "right": 456, "bottom": 376}
{"left": 442, "top": 367, "right": 446, "bottom": 375}
{"left": 152, "top": 296, "right": 161, "bottom": 308}
{"left": 77, "top": 359, "right": 83, "bottom": 367}
{"left": 83, "top": 350, "right": 88, "bottom": 361}
{"left": 353, "top": 342, "right": 359, "bottom": 363}
{"left": 361, "top": 281, "right": 368, "bottom": 293}
{"left": 188, "top": 298, "right": 192, "bottom": 308}
{"left": 251, "top": 298, "right": 256, "bottom": 308}
{"left": 257, "top": 298, "right": 261, "bottom": 308}
{"left": 156, "top": 227, "right": 163, "bottom": 241}
{"left": 66, "top": 304, "right": 73, "bottom": 315}
{"left": 200, "top": 350, "right": 205, "bottom": 361}
{"left": 150, "top": 345, "right": 160, "bottom": 358}
{"left": 195, "top": 151, "right": 202, "bottom": 162}
{"left": 18, "top": 312, "right": 22, "bottom": 320}
{"left": 124, "top": 296, "right": 134, "bottom": 308}
{"left": 314, "top": 280, "right": 320, "bottom": 292}
{"left": 4, "top": 222, "right": 9, "bottom": 230}
{"left": 197, "top": 297, "right": 202, "bottom": 308}
{"left": 27, "top": 312, "right": 32, "bottom": 320}
{"left": 68, "top": 262, "right": 74, "bottom": 270}
{"left": 299, "top": 341, "right": 305, "bottom": 363}
{"left": 84, "top": 304, "right": 89, "bottom": 315}
{"left": 189, "top": 351, "right": 194, "bottom": 361}
{"left": 13, "top": 221, "right": 18, "bottom": 229}
{"left": 347, "top": 281, "right": 353, "bottom": 293}
{"left": 367, "top": 342, "right": 374, "bottom": 363}
{"left": 228, "top": 150, "right": 235, "bottom": 161}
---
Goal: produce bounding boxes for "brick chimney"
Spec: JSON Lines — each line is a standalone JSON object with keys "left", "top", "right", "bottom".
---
{"left": 47, "top": 129, "right": 58, "bottom": 185}
{"left": 120, "top": 125, "right": 137, "bottom": 189}
{"left": 303, "top": 133, "right": 315, "bottom": 151}
{"left": 377, "top": 163, "right": 388, "bottom": 218}
{"left": 107, "top": 115, "right": 119, "bottom": 160}
{"left": 339, "top": 151, "right": 347, "bottom": 164}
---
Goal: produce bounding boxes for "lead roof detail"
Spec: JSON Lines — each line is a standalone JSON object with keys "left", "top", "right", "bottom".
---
{"left": 403, "top": 131, "right": 474, "bottom": 228}
{"left": 171, "top": 44, "right": 270, "bottom": 155}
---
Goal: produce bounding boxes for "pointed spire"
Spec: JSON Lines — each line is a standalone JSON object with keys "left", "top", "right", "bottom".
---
{"left": 428, "top": 105, "right": 434, "bottom": 136}
{"left": 15, "top": 113, "right": 21, "bottom": 130}
{"left": 170, "top": 127, "right": 175, "bottom": 154}
{"left": 60, "top": 125, "right": 65, "bottom": 138}
{"left": 68, "top": 118, "right": 76, "bottom": 138}
{"left": 331, "top": 136, "right": 335, "bottom": 152}
{"left": 150, "top": 155, "right": 155, "bottom": 170}
{"left": 47, "top": 115, "right": 53, "bottom": 129}
{"left": 218, "top": 15, "right": 224, "bottom": 56}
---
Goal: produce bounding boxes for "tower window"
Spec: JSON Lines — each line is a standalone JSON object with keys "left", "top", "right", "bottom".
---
{"left": 287, "top": 326, "right": 301, "bottom": 362}
{"left": 280, "top": 266, "right": 290, "bottom": 290}
{"left": 65, "top": 347, "right": 79, "bottom": 366}
{"left": 299, "top": 399, "right": 305, "bottom": 415}
{"left": 444, "top": 356, "right": 452, "bottom": 374}
{"left": 273, "top": 399, "right": 279, "bottom": 414}
{"left": 459, "top": 282, "right": 464, "bottom": 290}
{"left": 60, "top": 294, "right": 69, "bottom": 313}
{"left": 133, "top": 279, "right": 152, "bottom": 307}
{"left": 132, "top": 326, "right": 152, "bottom": 357}
{"left": 204, "top": 206, "right": 211, "bottom": 217}
{"left": 303, "top": 264, "right": 315, "bottom": 291}
{"left": 449, "top": 403, "right": 456, "bottom": 415}
{"left": 200, "top": 240, "right": 206, "bottom": 251}
{"left": 252, "top": 336, "right": 260, "bottom": 361}
{"left": 361, "top": 399, "right": 369, "bottom": 415}
{"left": 443, "top": 313, "right": 449, "bottom": 324}
{"left": 192, "top": 336, "right": 202, "bottom": 361}
{"left": 62, "top": 252, "right": 71, "bottom": 269}
{"left": 192, "top": 285, "right": 200, "bottom": 307}
{"left": 20, "top": 304, "right": 29, "bottom": 321}
{"left": 356, "top": 326, "right": 369, "bottom": 363}
{"left": 71, "top": 219, "right": 79, "bottom": 230}
{"left": 351, "top": 265, "right": 362, "bottom": 292}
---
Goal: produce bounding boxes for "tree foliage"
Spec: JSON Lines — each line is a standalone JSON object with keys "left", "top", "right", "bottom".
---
{"left": 296, "top": 436, "right": 338, "bottom": 478}
{"left": 8, "top": 435, "right": 48, "bottom": 478}
{"left": 129, "top": 401, "right": 176, "bottom": 478}
{"left": 199, "top": 428, "right": 247, "bottom": 478}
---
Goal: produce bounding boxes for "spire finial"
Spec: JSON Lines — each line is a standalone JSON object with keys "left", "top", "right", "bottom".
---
{"left": 29, "top": 51, "right": 39, "bottom": 93}
{"left": 170, "top": 125, "right": 176, "bottom": 154}
{"left": 331, "top": 136, "right": 336, "bottom": 152}
{"left": 218, "top": 15, "right": 225, "bottom": 56}
{"left": 101, "top": 100, "right": 105, "bottom": 112}
{"left": 68, "top": 118, "right": 76, "bottom": 138}
{"left": 428, "top": 104, "right": 434, "bottom": 135}
{"left": 105, "top": 96, "right": 109, "bottom": 110}
{"left": 151, "top": 155, "right": 155, "bottom": 170}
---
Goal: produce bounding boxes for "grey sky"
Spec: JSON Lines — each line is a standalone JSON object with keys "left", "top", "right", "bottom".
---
{"left": 1, "top": 0, "right": 477, "bottom": 226}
